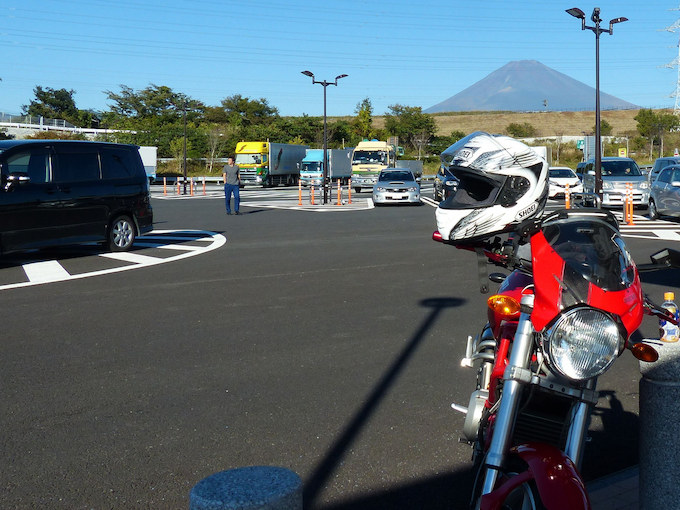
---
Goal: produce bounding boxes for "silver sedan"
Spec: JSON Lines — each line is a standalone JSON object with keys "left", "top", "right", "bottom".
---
{"left": 372, "top": 168, "right": 421, "bottom": 205}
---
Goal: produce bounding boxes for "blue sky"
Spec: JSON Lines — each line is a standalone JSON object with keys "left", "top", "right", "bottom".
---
{"left": 2, "top": 0, "right": 679, "bottom": 119}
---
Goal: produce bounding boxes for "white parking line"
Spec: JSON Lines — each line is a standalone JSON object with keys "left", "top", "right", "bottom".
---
{"left": 22, "top": 260, "right": 71, "bottom": 283}
{"left": 133, "top": 242, "right": 204, "bottom": 251}
{"left": 99, "top": 251, "right": 167, "bottom": 265}
{"left": 0, "top": 230, "right": 226, "bottom": 291}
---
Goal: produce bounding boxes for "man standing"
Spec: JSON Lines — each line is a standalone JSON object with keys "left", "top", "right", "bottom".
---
{"left": 222, "top": 156, "right": 241, "bottom": 215}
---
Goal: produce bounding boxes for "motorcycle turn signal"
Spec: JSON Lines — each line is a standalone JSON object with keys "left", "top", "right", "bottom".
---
{"left": 629, "top": 341, "right": 659, "bottom": 362}
{"left": 487, "top": 294, "right": 521, "bottom": 318}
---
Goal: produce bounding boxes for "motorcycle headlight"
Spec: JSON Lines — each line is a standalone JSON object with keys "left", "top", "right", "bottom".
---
{"left": 543, "top": 307, "right": 622, "bottom": 381}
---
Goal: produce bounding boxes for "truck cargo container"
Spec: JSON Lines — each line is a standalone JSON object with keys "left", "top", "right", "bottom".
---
{"left": 235, "top": 142, "right": 308, "bottom": 187}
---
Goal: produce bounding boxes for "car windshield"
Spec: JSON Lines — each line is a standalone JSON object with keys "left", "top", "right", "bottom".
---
{"left": 379, "top": 170, "right": 413, "bottom": 182}
{"left": 550, "top": 168, "right": 576, "bottom": 178}
{"left": 601, "top": 160, "right": 641, "bottom": 177}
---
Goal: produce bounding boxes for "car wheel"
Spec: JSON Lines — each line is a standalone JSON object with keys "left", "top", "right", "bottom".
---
{"left": 108, "top": 215, "right": 136, "bottom": 252}
{"left": 648, "top": 199, "right": 659, "bottom": 220}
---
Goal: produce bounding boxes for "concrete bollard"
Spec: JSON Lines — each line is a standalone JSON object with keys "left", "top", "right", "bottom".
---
{"left": 189, "top": 466, "right": 302, "bottom": 510}
{"left": 639, "top": 341, "right": 680, "bottom": 509}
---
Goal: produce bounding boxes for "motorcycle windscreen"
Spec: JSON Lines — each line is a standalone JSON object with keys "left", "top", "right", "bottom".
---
{"left": 530, "top": 215, "right": 643, "bottom": 336}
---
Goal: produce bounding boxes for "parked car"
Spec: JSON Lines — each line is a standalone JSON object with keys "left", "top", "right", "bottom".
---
{"left": 372, "top": 168, "right": 421, "bottom": 205}
{"left": 433, "top": 165, "right": 457, "bottom": 202}
{"left": 548, "top": 166, "right": 582, "bottom": 199}
{"left": 575, "top": 161, "right": 587, "bottom": 180}
{"left": 0, "top": 140, "right": 153, "bottom": 255}
{"left": 649, "top": 157, "right": 680, "bottom": 185}
{"left": 649, "top": 164, "right": 680, "bottom": 219}
{"left": 579, "top": 157, "right": 649, "bottom": 207}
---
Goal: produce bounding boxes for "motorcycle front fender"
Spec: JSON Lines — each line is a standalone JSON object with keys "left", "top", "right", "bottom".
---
{"left": 480, "top": 442, "right": 590, "bottom": 510}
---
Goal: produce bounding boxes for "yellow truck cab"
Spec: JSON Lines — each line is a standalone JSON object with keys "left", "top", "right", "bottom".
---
{"left": 234, "top": 141, "right": 308, "bottom": 187}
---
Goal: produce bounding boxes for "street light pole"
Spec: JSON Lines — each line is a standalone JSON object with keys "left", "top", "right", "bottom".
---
{"left": 566, "top": 7, "right": 627, "bottom": 205}
{"left": 301, "top": 71, "right": 348, "bottom": 204}
{"left": 183, "top": 100, "right": 188, "bottom": 195}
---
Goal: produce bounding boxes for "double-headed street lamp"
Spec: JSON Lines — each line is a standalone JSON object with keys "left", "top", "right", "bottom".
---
{"left": 301, "top": 70, "right": 348, "bottom": 204}
{"left": 566, "top": 7, "right": 627, "bottom": 205}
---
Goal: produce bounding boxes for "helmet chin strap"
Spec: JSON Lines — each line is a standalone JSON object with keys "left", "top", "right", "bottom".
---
{"left": 475, "top": 248, "right": 490, "bottom": 294}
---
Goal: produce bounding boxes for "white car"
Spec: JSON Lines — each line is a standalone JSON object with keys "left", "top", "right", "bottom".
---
{"left": 548, "top": 167, "right": 582, "bottom": 199}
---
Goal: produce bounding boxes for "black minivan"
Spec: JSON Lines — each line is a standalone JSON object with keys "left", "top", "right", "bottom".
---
{"left": 0, "top": 140, "right": 153, "bottom": 255}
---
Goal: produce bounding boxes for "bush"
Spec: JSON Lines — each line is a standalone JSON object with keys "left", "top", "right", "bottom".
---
{"left": 506, "top": 122, "right": 537, "bottom": 138}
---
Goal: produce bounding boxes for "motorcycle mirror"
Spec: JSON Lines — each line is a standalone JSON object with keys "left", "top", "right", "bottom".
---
{"left": 650, "top": 248, "right": 680, "bottom": 268}
{"left": 489, "top": 273, "right": 507, "bottom": 283}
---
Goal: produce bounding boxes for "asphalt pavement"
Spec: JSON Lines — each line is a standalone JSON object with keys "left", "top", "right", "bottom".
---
{"left": 1, "top": 188, "right": 677, "bottom": 509}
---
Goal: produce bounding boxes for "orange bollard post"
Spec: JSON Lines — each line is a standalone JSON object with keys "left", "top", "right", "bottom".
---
{"left": 311, "top": 185, "right": 315, "bottom": 205}
{"left": 565, "top": 183, "right": 570, "bottom": 209}
{"left": 348, "top": 178, "right": 352, "bottom": 204}
{"left": 337, "top": 179, "right": 342, "bottom": 205}
{"left": 202, "top": 176, "right": 206, "bottom": 196}
{"left": 298, "top": 179, "right": 302, "bottom": 205}
{"left": 190, "top": 178, "right": 195, "bottom": 196}
{"left": 163, "top": 176, "right": 167, "bottom": 196}
{"left": 177, "top": 179, "right": 180, "bottom": 195}
{"left": 626, "top": 183, "right": 635, "bottom": 225}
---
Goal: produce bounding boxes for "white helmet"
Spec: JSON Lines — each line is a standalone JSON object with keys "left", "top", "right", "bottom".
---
{"left": 435, "top": 132, "right": 548, "bottom": 242}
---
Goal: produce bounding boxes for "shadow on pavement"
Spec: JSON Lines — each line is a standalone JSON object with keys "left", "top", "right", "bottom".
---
{"left": 319, "top": 467, "right": 475, "bottom": 510}
{"left": 303, "top": 297, "right": 468, "bottom": 509}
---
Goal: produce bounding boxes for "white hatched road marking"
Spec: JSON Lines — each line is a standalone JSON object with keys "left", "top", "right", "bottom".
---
{"left": 22, "top": 260, "right": 71, "bottom": 283}
{"left": 0, "top": 230, "right": 226, "bottom": 291}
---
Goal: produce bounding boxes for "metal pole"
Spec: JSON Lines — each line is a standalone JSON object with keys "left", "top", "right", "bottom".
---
{"left": 300, "top": 71, "right": 347, "bottom": 206}
{"left": 323, "top": 83, "right": 328, "bottom": 205}
{"left": 594, "top": 23, "right": 602, "bottom": 204}
{"left": 183, "top": 101, "right": 188, "bottom": 195}
{"left": 566, "top": 8, "right": 626, "bottom": 206}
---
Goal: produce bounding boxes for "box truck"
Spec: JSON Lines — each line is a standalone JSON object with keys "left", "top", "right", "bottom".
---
{"left": 351, "top": 140, "right": 397, "bottom": 192}
{"left": 299, "top": 148, "right": 352, "bottom": 186}
{"left": 138, "top": 146, "right": 157, "bottom": 184}
{"left": 235, "top": 142, "right": 309, "bottom": 187}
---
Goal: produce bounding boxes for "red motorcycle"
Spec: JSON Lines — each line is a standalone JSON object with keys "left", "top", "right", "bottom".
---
{"left": 433, "top": 207, "right": 680, "bottom": 510}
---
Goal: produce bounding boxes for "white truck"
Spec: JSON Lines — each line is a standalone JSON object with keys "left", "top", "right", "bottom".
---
{"left": 299, "top": 148, "right": 352, "bottom": 186}
{"left": 351, "top": 140, "right": 397, "bottom": 192}
{"left": 138, "top": 146, "right": 157, "bottom": 184}
{"left": 235, "top": 141, "right": 309, "bottom": 187}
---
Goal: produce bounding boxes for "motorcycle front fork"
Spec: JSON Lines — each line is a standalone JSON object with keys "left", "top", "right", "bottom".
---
{"left": 480, "top": 294, "right": 536, "bottom": 495}
{"left": 479, "top": 293, "right": 594, "bottom": 497}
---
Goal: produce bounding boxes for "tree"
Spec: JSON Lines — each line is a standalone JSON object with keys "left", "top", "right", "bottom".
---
{"left": 635, "top": 109, "right": 680, "bottom": 159}
{"left": 219, "top": 94, "right": 279, "bottom": 127}
{"left": 429, "top": 131, "right": 467, "bottom": 155}
{"left": 353, "top": 98, "right": 373, "bottom": 139}
{"left": 102, "top": 84, "right": 205, "bottom": 157}
{"left": 23, "top": 86, "right": 97, "bottom": 127}
{"left": 593, "top": 119, "right": 613, "bottom": 136}
{"left": 104, "top": 84, "right": 203, "bottom": 122}
{"left": 384, "top": 104, "right": 436, "bottom": 154}
{"left": 205, "top": 125, "right": 231, "bottom": 173}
